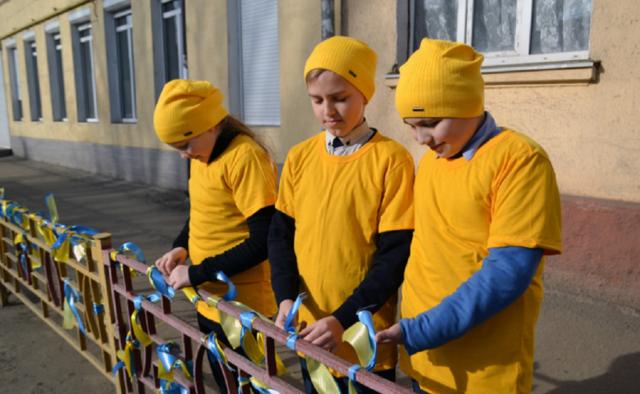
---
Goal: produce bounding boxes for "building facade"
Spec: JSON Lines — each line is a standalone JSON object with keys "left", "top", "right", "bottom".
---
{"left": 1, "top": 0, "right": 639, "bottom": 304}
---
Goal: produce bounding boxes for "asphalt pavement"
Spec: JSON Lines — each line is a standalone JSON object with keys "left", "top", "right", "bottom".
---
{"left": 1, "top": 156, "right": 638, "bottom": 393}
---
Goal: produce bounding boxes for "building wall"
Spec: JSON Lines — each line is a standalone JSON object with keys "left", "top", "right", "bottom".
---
{"left": 1, "top": 1, "right": 639, "bottom": 303}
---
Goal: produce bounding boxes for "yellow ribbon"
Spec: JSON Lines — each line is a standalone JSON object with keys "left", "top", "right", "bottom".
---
{"left": 115, "top": 336, "right": 137, "bottom": 379}
{"left": 130, "top": 309, "right": 153, "bottom": 348}
{"left": 62, "top": 297, "right": 75, "bottom": 330}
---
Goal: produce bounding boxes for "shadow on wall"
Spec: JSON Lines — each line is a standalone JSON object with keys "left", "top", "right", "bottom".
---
{"left": 534, "top": 352, "right": 640, "bottom": 393}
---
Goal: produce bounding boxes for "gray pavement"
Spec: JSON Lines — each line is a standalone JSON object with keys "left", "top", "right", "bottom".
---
{"left": 1, "top": 156, "right": 639, "bottom": 393}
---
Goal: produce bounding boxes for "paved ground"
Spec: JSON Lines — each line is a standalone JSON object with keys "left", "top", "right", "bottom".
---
{"left": 1, "top": 156, "right": 639, "bottom": 393}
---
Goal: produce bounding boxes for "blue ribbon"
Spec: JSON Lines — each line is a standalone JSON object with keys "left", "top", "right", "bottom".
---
{"left": 159, "top": 381, "right": 189, "bottom": 394}
{"left": 356, "top": 309, "right": 377, "bottom": 370}
{"left": 93, "top": 303, "right": 104, "bottom": 315}
{"left": 132, "top": 293, "right": 161, "bottom": 311}
{"left": 64, "top": 279, "right": 87, "bottom": 335}
{"left": 51, "top": 225, "right": 99, "bottom": 252}
{"left": 117, "top": 242, "right": 146, "bottom": 263}
{"left": 215, "top": 271, "right": 236, "bottom": 301}
{"left": 15, "top": 232, "right": 32, "bottom": 274}
{"left": 348, "top": 364, "right": 362, "bottom": 381}
{"left": 239, "top": 311, "right": 257, "bottom": 331}
{"left": 284, "top": 292, "right": 306, "bottom": 334}
{"left": 286, "top": 333, "right": 298, "bottom": 351}
{"left": 112, "top": 333, "right": 140, "bottom": 377}
{"left": 148, "top": 266, "right": 175, "bottom": 299}
{"left": 205, "top": 332, "right": 234, "bottom": 371}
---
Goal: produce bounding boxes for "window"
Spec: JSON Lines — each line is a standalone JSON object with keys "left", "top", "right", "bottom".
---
{"left": 105, "top": 6, "right": 136, "bottom": 122}
{"left": 46, "top": 31, "right": 67, "bottom": 121}
{"left": 24, "top": 38, "right": 42, "bottom": 121}
{"left": 6, "top": 45, "right": 22, "bottom": 121}
{"left": 152, "top": 0, "right": 187, "bottom": 97}
{"left": 72, "top": 23, "right": 98, "bottom": 122}
{"left": 228, "top": 0, "right": 280, "bottom": 126}
{"left": 398, "top": 0, "right": 593, "bottom": 71}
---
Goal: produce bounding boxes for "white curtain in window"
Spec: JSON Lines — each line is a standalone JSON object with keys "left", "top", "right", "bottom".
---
{"left": 414, "top": 0, "right": 458, "bottom": 50}
{"left": 472, "top": 0, "right": 517, "bottom": 52}
{"left": 240, "top": 0, "right": 280, "bottom": 126}
{"left": 531, "top": 0, "right": 591, "bottom": 54}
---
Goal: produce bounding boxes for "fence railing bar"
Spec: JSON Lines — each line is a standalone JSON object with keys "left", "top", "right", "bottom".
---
{"left": 110, "top": 279, "right": 301, "bottom": 393}
{"left": 109, "top": 254, "right": 412, "bottom": 394}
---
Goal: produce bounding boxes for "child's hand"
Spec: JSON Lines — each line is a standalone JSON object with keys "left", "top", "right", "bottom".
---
{"left": 166, "top": 265, "right": 191, "bottom": 289}
{"left": 375, "top": 323, "right": 403, "bottom": 345}
{"left": 155, "top": 247, "right": 188, "bottom": 277}
{"left": 275, "top": 299, "right": 294, "bottom": 329}
{"left": 299, "top": 316, "right": 344, "bottom": 352}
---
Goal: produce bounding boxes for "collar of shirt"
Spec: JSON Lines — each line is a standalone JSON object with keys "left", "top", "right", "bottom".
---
{"left": 207, "top": 128, "right": 238, "bottom": 164}
{"left": 325, "top": 119, "right": 375, "bottom": 156}
{"left": 460, "top": 111, "right": 502, "bottom": 161}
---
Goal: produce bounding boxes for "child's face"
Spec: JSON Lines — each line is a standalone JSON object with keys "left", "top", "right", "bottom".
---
{"left": 404, "top": 116, "right": 482, "bottom": 159}
{"left": 170, "top": 127, "right": 216, "bottom": 163}
{"left": 307, "top": 71, "right": 366, "bottom": 138}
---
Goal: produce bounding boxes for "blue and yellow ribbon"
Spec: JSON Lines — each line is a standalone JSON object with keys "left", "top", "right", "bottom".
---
{"left": 157, "top": 342, "right": 193, "bottom": 393}
{"left": 62, "top": 279, "right": 87, "bottom": 335}
{"left": 342, "top": 309, "right": 378, "bottom": 393}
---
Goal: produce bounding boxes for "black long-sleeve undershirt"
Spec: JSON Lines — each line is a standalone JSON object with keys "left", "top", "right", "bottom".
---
{"left": 268, "top": 209, "right": 413, "bottom": 328}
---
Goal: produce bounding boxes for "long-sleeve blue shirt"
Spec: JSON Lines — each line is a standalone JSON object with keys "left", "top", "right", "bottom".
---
{"left": 400, "top": 246, "right": 543, "bottom": 354}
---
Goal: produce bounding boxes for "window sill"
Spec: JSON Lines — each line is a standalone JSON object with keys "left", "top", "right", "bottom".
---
{"left": 385, "top": 60, "right": 597, "bottom": 88}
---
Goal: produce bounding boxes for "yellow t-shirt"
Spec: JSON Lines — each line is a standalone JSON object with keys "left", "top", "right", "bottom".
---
{"left": 401, "top": 130, "right": 562, "bottom": 394}
{"left": 189, "top": 134, "right": 277, "bottom": 322}
{"left": 276, "top": 131, "right": 415, "bottom": 371}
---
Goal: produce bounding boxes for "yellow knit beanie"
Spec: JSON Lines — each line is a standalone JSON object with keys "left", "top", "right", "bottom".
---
{"left": 154, "top": 79, "right": 229, "bottom": 144}
{"left": 395, "top": 38, "right": 484, "bottom": 119}
{"left": 304, "top": 36, "right": 377, "bottom": 102}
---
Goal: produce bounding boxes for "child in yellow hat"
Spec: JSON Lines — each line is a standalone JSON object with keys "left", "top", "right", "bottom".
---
{"left": 153, "top": 79, "right": 277, "bottom": 393}
{"left": 375, "top": 38, "right": 563, "bottom": 393}
{"left": 268, "top": 36, "right": 415, "bottom": 393}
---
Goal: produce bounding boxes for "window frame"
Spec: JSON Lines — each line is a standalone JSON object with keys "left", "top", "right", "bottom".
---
{"left": 104, "top": 4, "right": 137, "bottom": 123}
{"left": 151, "top": 0, "right": 188, "bottom": 99}
{"left": 71, "top": 21, "right": 99, "bottom": 123}
{"left": 46, "top": 26, "right": 68, "bottom": 122}
{"left": 5, "top": 42, "right": 23, "bottom": 121}
{"left": 397, "top": 0, "right": 593, "bottom": 73}
{"left": 23, "top": 35, "right": 43, "bottom": 122}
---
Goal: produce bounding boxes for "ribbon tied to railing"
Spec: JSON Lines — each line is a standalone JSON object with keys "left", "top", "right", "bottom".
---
{"left": 342, "top": 309, "right": 378, "bottom": 393}
{"left": 62, "top": 278, "right": 87, "bottom": 335}
{"left": 157, "top": 342, "right": 192, "bottom": 394}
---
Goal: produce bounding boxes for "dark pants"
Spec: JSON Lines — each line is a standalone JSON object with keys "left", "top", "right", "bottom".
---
{"left": 411, "top": 379, "right": 429, "bottom": 394}
{"left": 299, "top": 358, "right": 396, "bottom": 394}
{"left": 197, "top": 312, "right": 250, "bottom": 394}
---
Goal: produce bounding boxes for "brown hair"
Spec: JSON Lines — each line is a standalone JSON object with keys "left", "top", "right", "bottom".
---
{"left": 305, "top": 68, "right": 330, "bottom": 84}
{"left": 219, "top": 115, "right": 269, "bottom": 153}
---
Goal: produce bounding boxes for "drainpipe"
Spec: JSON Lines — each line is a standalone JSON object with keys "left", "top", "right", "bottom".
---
{"left": 321, "top": 0, "right": 335, "bottom": 39}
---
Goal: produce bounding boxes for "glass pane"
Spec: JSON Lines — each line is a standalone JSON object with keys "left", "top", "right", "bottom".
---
{"left": 116, "top": 30, "right": 134, "bottom": 118}
{"left": 28, "top": 42, "right": 42, "bottom": 119}
{"left": 531, "top": 0, "right": 591, "bottom": 54}
{"left": 472, "top": 0, "right": 517, "bottom": 52}
{"left": 8, "top": 49, "right": 22, "bottom": 120}
{"left": 79, "top": 28, "right": 91, "bottom": 39}
{"left": 80, "top": 41, "right": 96, "bottom": 119}
{"left": 55, "top": 45, "right": 66, "bottom": 119}
{"left": 162, "top": 0, "right": 179, "bottom": 13}
{"left": 163, "top": 15, "right": 180, "bottom": 80}
{"left": 413, "top": 0, "right": 458, "bottom": 50}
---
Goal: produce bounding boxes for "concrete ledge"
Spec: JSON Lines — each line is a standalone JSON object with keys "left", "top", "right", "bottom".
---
{"left": 545, "top": 195, "right": 640, "bottom": 308}
{"left": 10, "top": 136, "right": 187, "bottom": 191}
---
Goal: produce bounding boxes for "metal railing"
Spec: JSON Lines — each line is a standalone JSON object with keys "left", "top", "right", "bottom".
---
{"left": 0, "top": 214, "right": 118, "bottom": 384}
{"left": 107, "top": 253, "right": 412, "bottom": 394}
